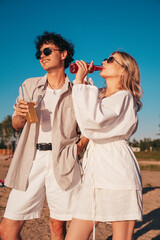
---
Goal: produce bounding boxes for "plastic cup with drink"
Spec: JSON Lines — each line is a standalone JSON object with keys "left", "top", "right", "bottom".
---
{"left": 21, "top": 84, "right": 38, "bottom": 124}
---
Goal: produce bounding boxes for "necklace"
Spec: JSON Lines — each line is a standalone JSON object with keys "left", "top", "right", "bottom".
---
{"left": 47, "top": 79, "right": 65, "bottom": 94}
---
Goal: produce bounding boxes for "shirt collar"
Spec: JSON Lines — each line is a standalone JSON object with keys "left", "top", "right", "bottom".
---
{"left": 36, "top": 74, "right": 72, "bottom": 90}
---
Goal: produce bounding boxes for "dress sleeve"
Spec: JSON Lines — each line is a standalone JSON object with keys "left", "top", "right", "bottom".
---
{"left": 72, "top": 84, "right": 138, "bottom": 141}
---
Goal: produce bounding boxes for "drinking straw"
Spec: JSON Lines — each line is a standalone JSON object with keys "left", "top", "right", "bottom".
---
{"left": 20, "top": 84, "right": 31, "bottom": 101}
{"left": 20, "top": 84, "right": 25, "bottom": 100}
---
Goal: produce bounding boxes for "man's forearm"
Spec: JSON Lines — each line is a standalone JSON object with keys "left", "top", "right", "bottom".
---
{"left": 77, "top": 137, "right": 89, "bottom": 156}
{"left": 12, "top": 115, "right": 26, "bottom": 131}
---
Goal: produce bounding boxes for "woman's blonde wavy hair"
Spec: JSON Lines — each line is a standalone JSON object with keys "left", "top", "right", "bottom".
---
{"left": 113, "top": 51, "right": 143, "bottom": 111}
{"left": 100, "top": 51, "right": 143, "bottom": 112}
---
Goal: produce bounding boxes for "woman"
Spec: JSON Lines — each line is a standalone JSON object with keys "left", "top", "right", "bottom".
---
{"left": 65, "top": 51, "right": 143, "bottom": 240}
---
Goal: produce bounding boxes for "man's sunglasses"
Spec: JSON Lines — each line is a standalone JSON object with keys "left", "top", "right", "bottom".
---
{"left": 35, "top": 47, "right": 61, "bottom": 60}
{"left": 102, "top": 56, "right": 124, "bottom": 67}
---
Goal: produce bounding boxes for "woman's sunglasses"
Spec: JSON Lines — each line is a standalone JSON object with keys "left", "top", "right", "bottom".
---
{"left": 102, "top": 56, "right": 124, "bottom": 67}
{"left": 103, "top": 56, "right": 136, "bottom": 80}
{"left": 35, "top": 47, "right": 60, "bottom": 60}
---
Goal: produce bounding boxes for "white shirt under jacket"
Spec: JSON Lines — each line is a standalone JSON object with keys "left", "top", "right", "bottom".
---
{"left": 72, "top": 84, "right": 142, "bottom": 191}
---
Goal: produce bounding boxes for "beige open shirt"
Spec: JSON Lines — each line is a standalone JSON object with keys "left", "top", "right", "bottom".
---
{"left": 5, "top": 75, "right": 81, "bottom": 191}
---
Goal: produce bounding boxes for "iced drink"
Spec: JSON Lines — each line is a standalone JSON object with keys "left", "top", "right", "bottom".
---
{"left": 26, "top": 102, "right": 38, "bottom": 123}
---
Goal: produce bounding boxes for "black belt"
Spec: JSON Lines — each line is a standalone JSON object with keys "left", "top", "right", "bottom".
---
{"left": 36, "top": 143, "right": 52, "bottom": 151}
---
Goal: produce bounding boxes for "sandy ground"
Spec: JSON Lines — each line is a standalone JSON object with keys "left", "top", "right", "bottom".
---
{"left": 0, "top": 155, "right": 160, "bottom": 240}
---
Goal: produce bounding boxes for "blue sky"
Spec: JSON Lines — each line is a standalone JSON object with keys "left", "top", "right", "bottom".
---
{"left": 0, "top": 0, "right": 160, "bottom": 140}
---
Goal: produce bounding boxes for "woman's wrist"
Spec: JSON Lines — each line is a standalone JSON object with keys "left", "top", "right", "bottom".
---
{"left": 75, "top": 78, "right": 84, "bottom": 84}
{"left": 75, "top": 80, "right": 83, "bottom": 84}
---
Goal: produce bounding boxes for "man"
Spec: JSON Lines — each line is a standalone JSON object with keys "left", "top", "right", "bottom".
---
{"left": 0, "top": 31, "right": 88, "bottom": 240}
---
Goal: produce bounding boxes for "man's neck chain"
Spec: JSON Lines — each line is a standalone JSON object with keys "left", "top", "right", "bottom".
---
{"left": 47, "top": 79, "right": 65, "bottom": 94}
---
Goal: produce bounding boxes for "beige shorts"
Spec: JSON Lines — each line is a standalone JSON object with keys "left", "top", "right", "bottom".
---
{"left": 4, "top": 150, "right": 81, "bottom": 221}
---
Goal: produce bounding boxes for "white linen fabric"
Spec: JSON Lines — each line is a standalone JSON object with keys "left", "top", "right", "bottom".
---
{"left": 73, "top": 141, "right": 142, "bottom": 222}
{"left": 37, "top": 87, "right": 61, "bottom": 143}
{"left": 4, "top": 150, "right": 80, "bottom": 220}
{"left": 72, "top": 84, "right": 143, "bottom": 222}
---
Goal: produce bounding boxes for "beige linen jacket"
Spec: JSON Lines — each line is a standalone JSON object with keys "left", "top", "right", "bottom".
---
{"left": 5, "top": 74, "right": 81, "bottom": 191}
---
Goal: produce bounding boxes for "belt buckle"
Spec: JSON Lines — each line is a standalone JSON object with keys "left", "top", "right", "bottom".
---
{"left": 39, "top": 144, "right": 46, "bottom": 151}
{"left": 37, "top": 143, "right": 52, "bottom": 151}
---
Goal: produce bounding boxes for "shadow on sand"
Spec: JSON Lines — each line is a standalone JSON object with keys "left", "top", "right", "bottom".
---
{"left": 134, "top": 207, "right": 160, "bottom": 239}
{"left": 106, "top": 187, "right": 160, "bottom": 240}
{"left": 143, "top": 186, "right": 160, "bottom": 195}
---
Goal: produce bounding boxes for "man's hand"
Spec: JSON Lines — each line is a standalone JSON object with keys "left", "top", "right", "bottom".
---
{"left": 15, "top": 100, "right": 29, "bottom": 118}
{"left": 12, "top": 100, "right": 36, "bottom": 131}
{"left": 77, "top": 137, "right": 89, "bottom": 156}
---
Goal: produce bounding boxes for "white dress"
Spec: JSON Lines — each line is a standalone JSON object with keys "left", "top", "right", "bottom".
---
{"left": 72, "top": 84, "right": 143, "bottom": 222}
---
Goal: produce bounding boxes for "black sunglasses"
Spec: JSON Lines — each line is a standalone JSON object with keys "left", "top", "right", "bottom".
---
{"left": 35, "top": 47, "right": 61, "bottom": 60}
{"left": 102, "top": 56, "right": 136, "bottom": 81}
{"left": 102, "top": 56, "right": 124, "bottom": 67}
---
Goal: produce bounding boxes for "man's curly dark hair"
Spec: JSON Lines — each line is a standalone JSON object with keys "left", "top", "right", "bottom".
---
{"left": 35, "top": 31, "right": 74, "bottom": 69}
